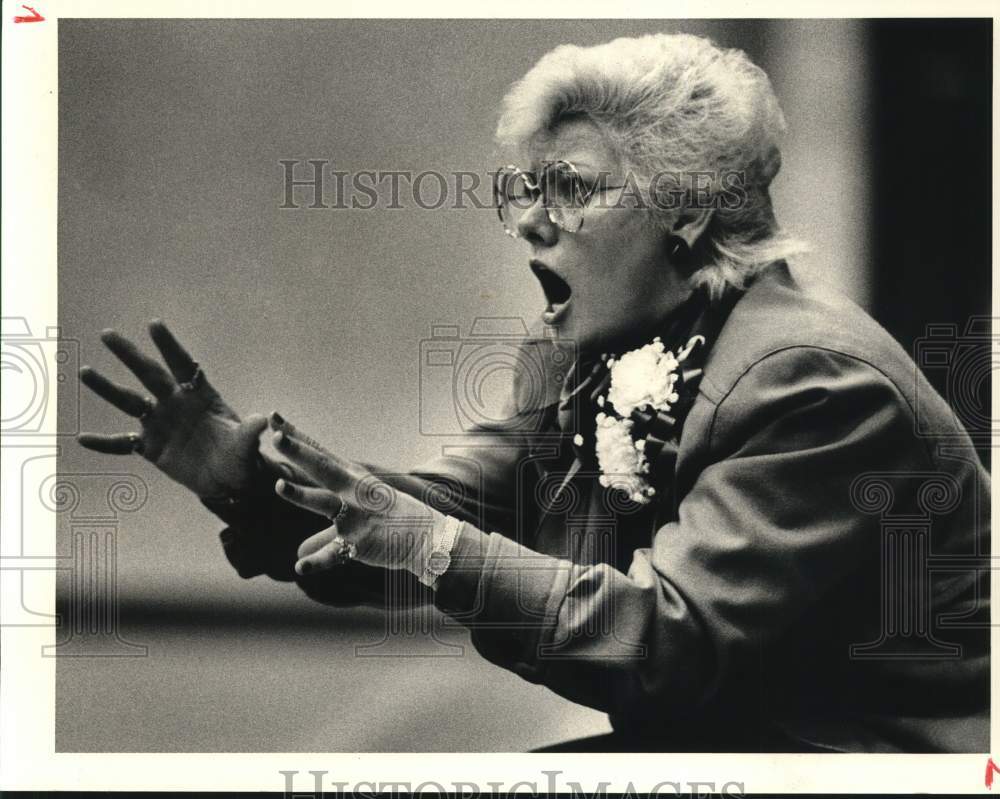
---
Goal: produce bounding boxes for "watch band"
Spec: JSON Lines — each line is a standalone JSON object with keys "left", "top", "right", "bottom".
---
{"left": 419, "top": 515, "right": 462, "bottom": 589}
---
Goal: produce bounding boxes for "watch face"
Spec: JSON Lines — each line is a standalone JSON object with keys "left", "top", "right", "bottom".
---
{"left": 428, "top": 550, "right": 451, "bottom": 575}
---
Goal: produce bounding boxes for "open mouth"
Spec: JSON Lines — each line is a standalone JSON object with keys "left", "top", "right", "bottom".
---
{"left": 530, "top": 260, "right": 572, "bottom": 324}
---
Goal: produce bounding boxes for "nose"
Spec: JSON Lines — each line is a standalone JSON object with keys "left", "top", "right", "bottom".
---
{"left": 516, "top": 196, "right": 559, "bottom": 247}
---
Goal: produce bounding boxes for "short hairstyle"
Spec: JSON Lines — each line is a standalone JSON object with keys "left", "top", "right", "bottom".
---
{"left": 496, "top": 32, "right": 807, "bottom": 299}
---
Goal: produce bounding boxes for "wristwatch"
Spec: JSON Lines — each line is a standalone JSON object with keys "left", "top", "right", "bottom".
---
{"left": 419, "top": 515, "right": 463, "bottom": 589}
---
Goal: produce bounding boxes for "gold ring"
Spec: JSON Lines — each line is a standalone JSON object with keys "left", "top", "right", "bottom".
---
{"left": 179, "top": 363, "right": 204, "bottom": 392}
{"left": 139, "top": 396, "right": 155, "bottom": 421}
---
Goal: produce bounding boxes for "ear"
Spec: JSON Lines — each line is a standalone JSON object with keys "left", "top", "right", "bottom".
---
{"left": 669, "top": 206, "right": 714, "bottom": 249}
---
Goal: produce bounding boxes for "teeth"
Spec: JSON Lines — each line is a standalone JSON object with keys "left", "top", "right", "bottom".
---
{"left": 542, "top": 299, "right": 571, "bottom": 326}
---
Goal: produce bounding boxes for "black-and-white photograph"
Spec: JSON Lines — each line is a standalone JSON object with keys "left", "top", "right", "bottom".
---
{"left": 1, "top": 8, "right": 994, "bottom": 790}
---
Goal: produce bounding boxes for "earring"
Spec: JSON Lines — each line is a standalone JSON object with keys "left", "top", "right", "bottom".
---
{"left": 667, "top": 236, "right": 690, "bottom": 263}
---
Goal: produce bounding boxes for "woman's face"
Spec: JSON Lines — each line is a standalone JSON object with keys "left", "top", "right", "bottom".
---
{"left": 516, "top": 117, "right": 691, "bottom": 356}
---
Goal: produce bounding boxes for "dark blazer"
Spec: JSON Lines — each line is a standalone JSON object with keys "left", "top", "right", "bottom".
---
{"left": 211, "top": 261, "right": 989, "bottom": 753}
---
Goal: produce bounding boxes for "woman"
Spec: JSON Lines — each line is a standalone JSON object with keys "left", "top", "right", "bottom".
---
{"left": 77, "top": 33, "right": 989, "bottom": 752}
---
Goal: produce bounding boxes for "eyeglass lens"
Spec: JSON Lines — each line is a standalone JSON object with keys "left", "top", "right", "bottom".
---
{"left": 496, "top": 163, "right": 587, "bottom": 236}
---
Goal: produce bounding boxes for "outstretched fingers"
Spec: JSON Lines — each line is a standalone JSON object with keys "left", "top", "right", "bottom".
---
{"left": 268, "top": 411, "right": 328, "bottom": 452}
{"left": 295, "top": 536, "right": 355, "bottom": 575}
{"left": 294, "top": 528, "right": 355, "bottom": 575}
{"left": 100, "top": 329, "right": 175, "bottom": 398}
{"left": 79, "top": 366, "right": 153, "bottom": 418}
{"left": 274, "top": 478, "right": 344, "bottom": 520}
{"left": 272, "top": 429, "right": 356, "bottom": 493}
{"left": 77, "top": 432, "right": 140, "bottom": 455}
{"left": 148, "top": 319, "right": 200, "bottom": 383}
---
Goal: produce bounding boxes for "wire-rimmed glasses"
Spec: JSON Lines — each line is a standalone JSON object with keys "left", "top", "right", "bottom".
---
{"left": 493, "top": 160, "right": 626, "bottom": 238}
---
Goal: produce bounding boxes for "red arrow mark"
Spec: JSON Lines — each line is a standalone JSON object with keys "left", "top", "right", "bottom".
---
{"left": 986, "top": 757, "right": 999, "bottom": 788}
{"left": 13, "top": 5, "right": 44, "bottom": 22}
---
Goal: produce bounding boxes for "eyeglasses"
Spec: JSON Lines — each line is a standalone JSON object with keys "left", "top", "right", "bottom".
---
{"left": 493, "top": 160, "right": 626, "bottom": 238}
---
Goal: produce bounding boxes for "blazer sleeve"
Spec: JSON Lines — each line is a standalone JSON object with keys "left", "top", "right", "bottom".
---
{"left": 207, "top": 330, "right": 556, "bottom": 606}
{"left": 205, "top": 431, "right": 533, "bottom": 608}
{"left": 202, "top": 450, "right": 396, "bottom": 607}
{"left": 431, "top": 346, "right": 933, "bottom": 722}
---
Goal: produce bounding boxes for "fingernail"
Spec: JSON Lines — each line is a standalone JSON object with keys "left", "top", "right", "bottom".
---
{"left": 297, "top": 560, "right": 312, "bottom": 575}
{"left": 271, "top": 411, "right": 286, "bottom": 427}
{"left": 280, "top": 480, "right": 296, "bottom": 497}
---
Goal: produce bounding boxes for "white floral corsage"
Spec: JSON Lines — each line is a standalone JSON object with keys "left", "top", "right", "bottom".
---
{"left": 574, "top": 335, "right": 704, "bottom": 504}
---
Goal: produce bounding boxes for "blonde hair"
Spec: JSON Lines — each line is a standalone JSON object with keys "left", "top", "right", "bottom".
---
{"left": 496, "top": 32, "right": 808, "bottom": 299}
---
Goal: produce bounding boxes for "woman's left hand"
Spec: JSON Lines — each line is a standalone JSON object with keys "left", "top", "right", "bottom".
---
{"left": 268, "top": 415, "right": 440, "bottom": 576}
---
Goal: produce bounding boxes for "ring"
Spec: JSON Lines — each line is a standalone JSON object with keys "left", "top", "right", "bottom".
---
{"left": 139, "top": 396, "right": 156, "bottom": 421}
{"left": 331, "top": 534, "right": 357, "bottom": 562}
{"left": 179, "top": 362, "right": 204, "bottom": 392}
{"left": 127, "top": 432, "right": 145, "bottom": 455}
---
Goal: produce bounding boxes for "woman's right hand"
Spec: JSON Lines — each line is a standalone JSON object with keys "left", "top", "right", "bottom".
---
{"left": 77, "top": 320, "right": 268, "bottom": 500}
